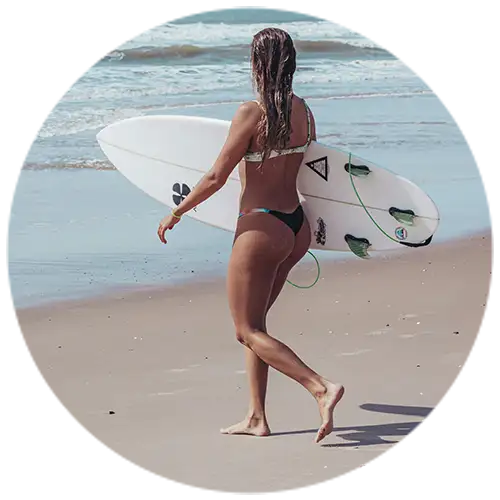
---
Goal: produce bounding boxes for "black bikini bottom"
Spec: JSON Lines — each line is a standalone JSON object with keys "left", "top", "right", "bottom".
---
{"left": 238, "top": 205, "right": 304, "bottom": 235}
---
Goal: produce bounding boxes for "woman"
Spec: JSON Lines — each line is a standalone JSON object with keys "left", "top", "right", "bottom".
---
{"left": 157, "top": 28, "right": 344, "bottom": 444}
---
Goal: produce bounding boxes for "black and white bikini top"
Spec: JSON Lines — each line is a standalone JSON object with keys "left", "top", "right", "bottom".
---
{"left": 243, "top": 99, "right": 312, "bottom": 162}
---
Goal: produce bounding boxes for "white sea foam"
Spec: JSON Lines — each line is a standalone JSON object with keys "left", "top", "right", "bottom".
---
{"left": 119, "top": 21, "right": 377, "bottom": 50}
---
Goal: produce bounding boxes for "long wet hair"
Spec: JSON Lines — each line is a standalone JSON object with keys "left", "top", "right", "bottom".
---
{"left": 251, "top": 28, "right": 297, "bottom": 163}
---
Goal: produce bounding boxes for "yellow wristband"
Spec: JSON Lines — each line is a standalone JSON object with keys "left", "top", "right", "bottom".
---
{"left": 171, "top": 209, "right": 182, "bottom": 219}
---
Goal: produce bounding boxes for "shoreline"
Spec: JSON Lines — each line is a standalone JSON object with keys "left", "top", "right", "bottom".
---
{"left": 15, "top": 228, "right": 491, "bottom": 314}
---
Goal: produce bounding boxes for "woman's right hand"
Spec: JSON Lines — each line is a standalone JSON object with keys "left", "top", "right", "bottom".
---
{"left": 157, "top": 214, "right": 181, "bottom": 244}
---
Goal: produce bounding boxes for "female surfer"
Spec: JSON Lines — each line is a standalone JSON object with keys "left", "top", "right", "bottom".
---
{"left": 157, "top": 28, "right": 344, "bottom": 444}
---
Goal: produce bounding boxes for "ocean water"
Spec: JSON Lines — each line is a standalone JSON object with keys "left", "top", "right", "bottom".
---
{"left": 9, "top": 8, "right": 490, "bottom": 308}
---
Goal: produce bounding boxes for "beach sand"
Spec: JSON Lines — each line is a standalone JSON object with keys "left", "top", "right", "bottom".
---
{"left": 16, "top": 232, "right": 491, "bottom": 492}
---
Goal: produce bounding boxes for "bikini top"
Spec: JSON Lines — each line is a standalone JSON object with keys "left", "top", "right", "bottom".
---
{"left": 243, "top": 99, "right": 312, "bottom": 162}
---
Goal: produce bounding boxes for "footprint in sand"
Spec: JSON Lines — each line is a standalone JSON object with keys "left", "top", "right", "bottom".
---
{"left": 400, "top": 313, "right": 419, "bottom": 320}
{"left": 338, "top": 349, "right": 371, "bottom": 356}
{"left": 399, "top": 333, "right": 417, "bottom": 339}
{"left": 170, "top": 364, "right": 203, "bottom": 373}
{"left": 366, "top": 330, "right": 384, "bottom": 336}
{"left": 366, "top": 328, "right": 392, "bottom": 336}
{"left": 150, "top": 388, "right": 191, "bottom": 397}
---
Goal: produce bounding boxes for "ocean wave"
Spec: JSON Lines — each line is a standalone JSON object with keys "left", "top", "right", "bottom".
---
{"left": 306, "top": 89, "right": 433, "bottom": 101}
{"left": 295, "top": 40, "right": 387, "bottom": 55}
{"left": 62, "top": 56, "right": 414, "bottom": 104}
{"left": 120, "top": 20, "right": 366, "bottom": 51}
{"left": 102, "top": 40, "right": 389, "bottom": 64}
{"left": 132, "top": 89, "right": 433, "bottom": 109}
{"left": 347, "top": 120, "right": 449, "bottom": 126}
{"left": 23, "top": 160, "right": 115, "bottom": 171}
{"left": 37, "top": 88, "right": 432, "bottom": 140}
{"left": 38, "top": 106, "right": 149, "bottom": 138}
{"left": 103, "top": 44, "right": 233, "bottom": 62}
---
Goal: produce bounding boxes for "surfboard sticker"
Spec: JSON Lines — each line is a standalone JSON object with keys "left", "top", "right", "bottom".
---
{"left": 395, "top": 226, "right": 408, "bottom": 241}
{"left": 314, "top": 217, "right": 327, "bottom": 245}
{"left": 306, "top": 156, "right": 329, "bottom": 181}
{"left": 172, "top": 183, "right": 191, "bottom": 206}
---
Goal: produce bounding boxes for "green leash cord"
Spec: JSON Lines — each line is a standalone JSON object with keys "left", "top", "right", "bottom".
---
{"left": 286, "top": 250, "right": 321, "bottom": 289}
{"left": 347, "top": 153, "right": 402, "bottom": 244}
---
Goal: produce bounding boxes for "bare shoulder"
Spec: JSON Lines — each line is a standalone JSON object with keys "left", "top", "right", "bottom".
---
{"left": 230, "top": 101, "right": 261, "bottom": 130}
{"left": 235, "top": 100, "right": 261, "bottom": 117}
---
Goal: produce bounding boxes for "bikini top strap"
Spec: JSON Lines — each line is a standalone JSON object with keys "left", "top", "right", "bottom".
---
{"left": 253, "top": 99, "right": 264, "bottom": 111}
{"left": 303, "top": 99, "right": 312, "bottom": 145}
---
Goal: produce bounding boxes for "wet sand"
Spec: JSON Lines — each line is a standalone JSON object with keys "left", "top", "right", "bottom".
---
{"left": 16, "top": 232, "right": 491, "bottom": 492}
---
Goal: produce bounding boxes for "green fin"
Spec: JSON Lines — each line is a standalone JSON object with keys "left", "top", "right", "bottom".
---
{"left": 345, "top": 163, "right": 371, "bottom": 177}
{"left": 345, "top": 234, "right": 371, "bottom": 259}
{"left": 389, "top": 207, "right": 416, "bottom": 226}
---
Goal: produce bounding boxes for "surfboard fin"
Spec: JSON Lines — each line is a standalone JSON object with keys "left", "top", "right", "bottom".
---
{"left": 345, "top": 234, "right": 371, "bottom": 259}
{"left": 389, "top": 207, "right": 416, "bottom": 226}
{"left": 344, "top": 163, "right": 371, "bottom": 177}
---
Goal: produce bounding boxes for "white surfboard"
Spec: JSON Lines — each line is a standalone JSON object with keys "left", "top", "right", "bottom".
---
{"left": 97, "top": 115, "right": 439, "bottom": 257}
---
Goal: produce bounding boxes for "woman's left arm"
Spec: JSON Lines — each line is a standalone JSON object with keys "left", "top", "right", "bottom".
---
{"left": 158, "top": 102, "right": 256, "bottom": 243}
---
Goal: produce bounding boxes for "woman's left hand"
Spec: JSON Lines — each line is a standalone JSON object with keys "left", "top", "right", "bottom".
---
{"left": 157, "top": 214, "right": 181, "bottom": 244}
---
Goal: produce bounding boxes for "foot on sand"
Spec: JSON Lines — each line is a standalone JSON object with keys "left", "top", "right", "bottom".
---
{"left": 315, "top": 382, "right": 345, "bottom": 444}
{"left": 220, "top": 415, "right": 271, "bottom": 437}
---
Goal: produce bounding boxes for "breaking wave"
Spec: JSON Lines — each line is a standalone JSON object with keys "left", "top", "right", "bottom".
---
{"left": 103, "top": 40, "right": 389, "bottom": 63}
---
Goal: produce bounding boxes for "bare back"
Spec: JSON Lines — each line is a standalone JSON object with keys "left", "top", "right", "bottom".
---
{"left": 238, "top": 95, "right": 316, "bottom": 213}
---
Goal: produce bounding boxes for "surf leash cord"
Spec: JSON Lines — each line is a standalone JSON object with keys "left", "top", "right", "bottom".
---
{"left": 286, "top": 250, "right": 321, "bottom": 289}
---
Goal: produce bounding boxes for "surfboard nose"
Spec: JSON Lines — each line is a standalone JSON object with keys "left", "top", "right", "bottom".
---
{"left": 97, "top": 116, "right": 149, "bottom": 144}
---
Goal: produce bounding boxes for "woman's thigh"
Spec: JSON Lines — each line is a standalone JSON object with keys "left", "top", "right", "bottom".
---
{"left": 280, "top": 214, "right": 311, "bottom": 274}
{"left": 267, "top": 215, "right": 312, "bottom": 310}
{"left": 227, "top": 213, "right": 295, "bottom": 331}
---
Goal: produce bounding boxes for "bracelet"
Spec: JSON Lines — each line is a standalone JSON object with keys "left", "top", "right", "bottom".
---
{"left": 171, "top": 209, "right": 182, "bottom": 219}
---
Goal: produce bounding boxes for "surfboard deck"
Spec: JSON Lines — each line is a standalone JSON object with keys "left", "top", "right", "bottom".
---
{"left": 97, "top": 115, "right": 439, "bottom": 255}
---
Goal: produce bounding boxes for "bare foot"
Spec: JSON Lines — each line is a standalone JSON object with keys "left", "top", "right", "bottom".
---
{"left": 315, "top": 382, "right": 345, "bottom": 444}
{"left": 220, "top": 415, "right": 271, "bottom": 437}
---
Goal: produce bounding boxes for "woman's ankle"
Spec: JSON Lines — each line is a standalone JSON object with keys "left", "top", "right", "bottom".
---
{"left": 306, "top": 377, "right": 329, "bottom": 400}
{"left": 247, "top": 409, "right": 267, "bottom": 422}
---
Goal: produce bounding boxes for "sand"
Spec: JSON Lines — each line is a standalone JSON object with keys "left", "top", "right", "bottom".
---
{"left": 16, "top": 232, "right": 491, "bottom": 492}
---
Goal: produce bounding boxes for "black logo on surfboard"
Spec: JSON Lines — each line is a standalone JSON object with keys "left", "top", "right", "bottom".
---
{"left": 314, "top": 217, "right": 327, "bottom": 246}
{"left": 306, "top": 156, "right": 329, "bottom": 182}
{"left": 172, "top": 183, "right": 191, "bottom": 206}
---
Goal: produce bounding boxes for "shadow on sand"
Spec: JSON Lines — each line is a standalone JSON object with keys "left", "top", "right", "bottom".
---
{"left": 272, "top": 403, "right": 496, "bottom": 448}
